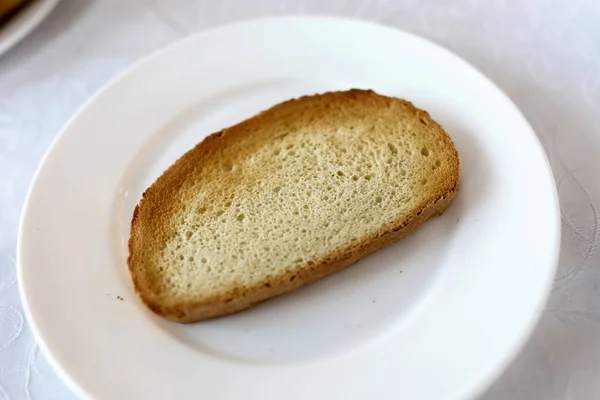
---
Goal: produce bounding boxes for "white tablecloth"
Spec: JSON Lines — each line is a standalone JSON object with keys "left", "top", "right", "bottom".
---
{"left": 1, "top": 0, "right": 599, "bottom": 398}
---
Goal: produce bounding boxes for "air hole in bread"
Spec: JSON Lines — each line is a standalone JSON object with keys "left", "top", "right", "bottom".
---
{"left": 223, "top": 162, "right": 233, "bottom": 172}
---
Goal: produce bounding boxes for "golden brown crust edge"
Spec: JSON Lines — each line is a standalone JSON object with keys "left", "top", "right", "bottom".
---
{"left": 0, "top": 0, "right": 29, "bottom": 23}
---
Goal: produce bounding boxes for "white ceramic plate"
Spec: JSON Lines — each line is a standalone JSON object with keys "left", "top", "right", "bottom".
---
{"left": 18, "top": 16, "right": 560, "bottom": 400}
{"left": 0, "top": 0, "right": 59, "bottom": 56}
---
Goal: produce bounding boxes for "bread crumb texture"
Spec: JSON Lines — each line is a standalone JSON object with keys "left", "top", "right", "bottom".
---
{"left": 128, "top": 90, "right": 459, "bottom": 322}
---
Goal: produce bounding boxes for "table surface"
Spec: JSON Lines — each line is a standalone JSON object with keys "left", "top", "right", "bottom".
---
{"left": 1, "top": 0, "right": 600, "bottom": 399}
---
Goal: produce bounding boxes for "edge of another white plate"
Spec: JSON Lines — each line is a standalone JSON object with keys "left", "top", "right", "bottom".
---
{"left": 17, "top": 15, "right": 561, "bottom": 400}
{"left": 0, "top": 0, "right": 60, "bottom": 56}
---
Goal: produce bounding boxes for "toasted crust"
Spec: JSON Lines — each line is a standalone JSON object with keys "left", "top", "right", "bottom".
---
{"left": 0, "top": 0, "right": 28, "bottom": 22}
{"left": 128, "top": 90, "right": 460, "bottom": 323}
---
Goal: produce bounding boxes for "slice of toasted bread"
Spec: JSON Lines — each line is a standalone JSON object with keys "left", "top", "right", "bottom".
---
{"left": 128, "top": 90, "right": 459, "bottom": 323}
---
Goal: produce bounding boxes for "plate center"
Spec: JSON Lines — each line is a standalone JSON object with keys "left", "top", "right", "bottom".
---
{"left": 115, "top": 81, "right": 456, "bottom": 364}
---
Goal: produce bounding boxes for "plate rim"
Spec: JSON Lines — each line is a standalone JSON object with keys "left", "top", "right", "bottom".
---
{"left": 0, "top": 0, "right": 60, "bottom": 56}
{"left": 16, "top": 15, "right": 561, "bottom": 400}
